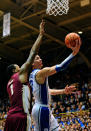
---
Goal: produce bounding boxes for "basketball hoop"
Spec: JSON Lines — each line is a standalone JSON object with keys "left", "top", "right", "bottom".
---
{"left": 46, "top": 0, "right": 69, "bottom": 16}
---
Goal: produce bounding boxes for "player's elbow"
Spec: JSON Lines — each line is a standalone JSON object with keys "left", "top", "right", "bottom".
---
{"left": 49, "top": 90, "right": 57, "bottom": 95}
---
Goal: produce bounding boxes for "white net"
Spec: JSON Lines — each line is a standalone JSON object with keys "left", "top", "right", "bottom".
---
{"left": 46, "top": 0, "right": 69, "bottom": 16}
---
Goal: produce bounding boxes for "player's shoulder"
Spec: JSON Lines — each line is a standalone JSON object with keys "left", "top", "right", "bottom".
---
{"left": 31, "top": 69, "right": 40, "bottom": 75}
{"left": 11, "top": 72, "right": 19, "bottom": 79}
{"left": 7, "top": 73, "right": 18, "bottom": 85}
{"left": 29, "top": 69, "right": 40, "bottom": 82}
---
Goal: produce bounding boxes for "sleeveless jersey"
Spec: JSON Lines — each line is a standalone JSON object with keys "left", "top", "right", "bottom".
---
{"left": 7, "top": 72, "right": 32, "bottom": 114}
{"left": 29, "top": 69, "right": 49, "bottom": 105}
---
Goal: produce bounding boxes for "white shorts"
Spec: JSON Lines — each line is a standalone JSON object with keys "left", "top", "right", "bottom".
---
{"left": 32, "top": 103, "right": 59, "bottom": 131}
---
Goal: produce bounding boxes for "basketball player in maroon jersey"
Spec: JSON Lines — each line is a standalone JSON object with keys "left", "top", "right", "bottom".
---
{"left": 4, "top": 20, "right": 45, "bottom": 131}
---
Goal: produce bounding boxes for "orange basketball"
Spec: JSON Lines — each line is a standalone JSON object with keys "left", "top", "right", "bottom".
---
{"left": 65, "top": 33, "right": 81, "bottom": 48}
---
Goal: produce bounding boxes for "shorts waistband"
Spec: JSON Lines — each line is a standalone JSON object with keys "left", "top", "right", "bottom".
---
{"left": 35, "top": 103, "right": 49, "bottom": 107}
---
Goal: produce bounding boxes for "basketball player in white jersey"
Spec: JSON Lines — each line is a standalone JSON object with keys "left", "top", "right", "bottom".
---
{"left": 29, "top": 39, "right": 81, "bottom": 131}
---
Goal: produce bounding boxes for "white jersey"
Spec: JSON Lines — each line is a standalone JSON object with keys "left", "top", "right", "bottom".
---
{"left": 29, "top": 69, "right": 59, "bottom": 131}
{"left": 29, "top": 69, "right": 49, "bottom": 105}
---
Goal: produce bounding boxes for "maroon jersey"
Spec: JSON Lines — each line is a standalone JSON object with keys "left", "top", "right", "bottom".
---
{"left": 7, "top": 72, "right": 32, "bottom": 114}
{"left": 4, "top": 73, "right": 32, "bottom": 131}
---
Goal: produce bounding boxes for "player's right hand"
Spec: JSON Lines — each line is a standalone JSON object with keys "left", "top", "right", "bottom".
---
{"left": 71, "top": 38, "right": 81, "bottom": 56}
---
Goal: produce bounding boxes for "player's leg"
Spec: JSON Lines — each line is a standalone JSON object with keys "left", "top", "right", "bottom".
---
{"left": 32, "top": 104, "right": 49, "bottom": 131}
{"left": 39, "top": 106, "right": 49, "bottom": 131}
{"left": 50, "top": 114, "right": 59, "bottom": 131}
{"left": 32, "top": 104, "right": 40, "bottom": 131}
{"left": 26, "top": 114, "right": 31, "bottom": 131}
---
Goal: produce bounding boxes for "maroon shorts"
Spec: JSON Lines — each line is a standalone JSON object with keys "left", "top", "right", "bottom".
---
{"left": 4, "top": 112, "right": 27, "bottom": 131}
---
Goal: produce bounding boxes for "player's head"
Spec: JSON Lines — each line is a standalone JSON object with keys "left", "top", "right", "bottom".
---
{"left": 32, "top": 55, "right": 43, "bottom": 69}
{"left": 7, "top": 64, "right": 20, "bottom": 78}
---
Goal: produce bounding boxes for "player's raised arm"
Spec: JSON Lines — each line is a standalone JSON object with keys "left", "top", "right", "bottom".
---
{"left": 36, "top": 39, "right": 81, "bottom": 84}
{"left": 20, "top": 20, "right": 45, "bottom": 74}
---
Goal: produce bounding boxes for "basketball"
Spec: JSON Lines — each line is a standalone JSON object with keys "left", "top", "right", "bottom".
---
{"left": 65, "top": 33, "right": 81, "bottom": 48}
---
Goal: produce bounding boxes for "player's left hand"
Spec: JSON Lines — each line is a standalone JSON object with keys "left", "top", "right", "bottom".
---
{"left": 64, "top": 85, "right": 76, "bottom": 94}
{"left": 39, "top": 19, "right": 45, "bottom": 35}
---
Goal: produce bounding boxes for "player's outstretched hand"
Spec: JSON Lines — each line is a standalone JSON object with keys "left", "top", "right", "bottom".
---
{"left": 71, "top": 38, "right": 81, "bottom": 56}
{"left": 39, "top": 19, "right": 45, "bottom": 35}
{"left": 64, "top": 85, "right": 76, "bottom": 95}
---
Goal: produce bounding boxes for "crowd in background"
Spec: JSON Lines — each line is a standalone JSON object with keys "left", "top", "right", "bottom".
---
{"left": 0, "top": 65, "right": 91, "bottom": 131}
{"left": 49, "top": 82, "right": 91, "bottom": 130}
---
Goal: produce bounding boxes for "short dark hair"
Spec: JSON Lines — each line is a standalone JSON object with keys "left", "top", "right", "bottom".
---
{"left": 7, "top": 64, "right": 16, "bottom": 79}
